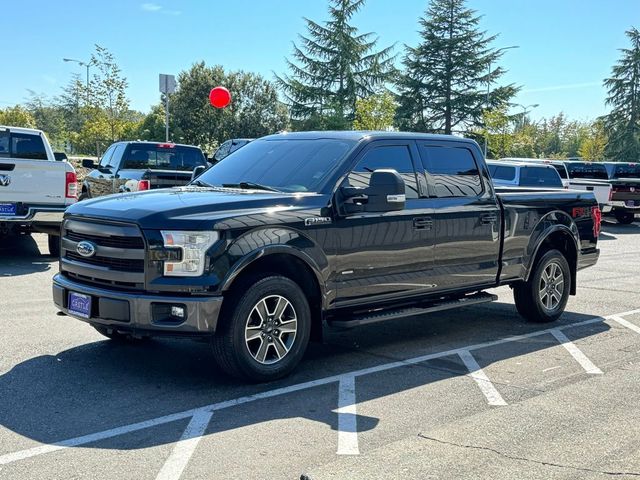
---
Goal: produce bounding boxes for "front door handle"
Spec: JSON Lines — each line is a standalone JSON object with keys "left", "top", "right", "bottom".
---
{"left": 480, "top": 214, "right": 498, "bottom": 225}
{"left": 413, "top": 217, "right": 433, "bottom": 230}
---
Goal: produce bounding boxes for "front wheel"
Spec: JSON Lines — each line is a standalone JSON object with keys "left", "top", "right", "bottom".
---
{"left": 514, "top": 249, "right": 571, "bottom": 323}
{"left": 212, "top": 275, "right": 311, "bottom": 382}
{"left": 615, "top": 210, "right": 635, "bottom": 224}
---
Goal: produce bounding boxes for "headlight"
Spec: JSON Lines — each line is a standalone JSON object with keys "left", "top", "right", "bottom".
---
{"left": 160, "top": 231, "right": 218, "bottom": 277}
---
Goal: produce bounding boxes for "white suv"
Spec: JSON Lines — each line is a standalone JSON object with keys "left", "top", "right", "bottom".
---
{"left": 0, "top": 126, "right": 77, "bottom": 255}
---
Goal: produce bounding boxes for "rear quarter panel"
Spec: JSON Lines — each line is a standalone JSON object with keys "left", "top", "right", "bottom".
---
{"left": 497, "top": 188, "right": 598, "bottom": 282}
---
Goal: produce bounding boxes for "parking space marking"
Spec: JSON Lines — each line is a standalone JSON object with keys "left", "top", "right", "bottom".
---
{"left": 336, "top": 376, "right": 359, "bottom": 455}
{"left": 550, "top": 329, "right": 603, "bottom": 375}
{"left": 610, "top": 315, "right": 640, "bottom": 335}
{"left": 155, "top": 409, "right": 214, "bottom": 480}
{"left": 2, "top": 309, "right": 639, "bottom": 469}
{"left": 458, "top": 350, "right": 507, "bottom": 406}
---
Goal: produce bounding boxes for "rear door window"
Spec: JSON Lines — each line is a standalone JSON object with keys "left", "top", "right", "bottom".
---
{"left": 10, "top": 133, "right": 48, "bottom": 160}
{"left": 420, "top": 145, "right": 483, "bottom": 197}
{"left": 519, "top": 167, "right": 563, "bottom": 187}
{"left": 349, "top": 145, "right": 419, "bottom": 199}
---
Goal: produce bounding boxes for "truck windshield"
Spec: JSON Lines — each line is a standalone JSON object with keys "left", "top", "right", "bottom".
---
{"left": 611, "top": 164, "right": 640, "bottom": 179}
{"left": 566, "top": 163, "right": 609, "bottom": 180}
{"left": 197, "top": 138, "right": 356, "bottom": 193}
{"left": 122, "top": 144, "right": 206, "bottom": 171}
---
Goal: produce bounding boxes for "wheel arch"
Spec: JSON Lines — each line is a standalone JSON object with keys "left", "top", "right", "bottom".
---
{"left": 525, "top": 224, "right": 578, "bottom": 295}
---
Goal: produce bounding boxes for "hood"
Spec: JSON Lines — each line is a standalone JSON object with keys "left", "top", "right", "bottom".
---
{"left": 66, "top": 187, "right": 326, "bottom": 229}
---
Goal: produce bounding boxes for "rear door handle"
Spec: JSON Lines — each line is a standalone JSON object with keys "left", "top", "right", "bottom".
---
{"left": 413, "top": 217, "right": 433, "bottom": 230}
{"left": 480, "top": 214, "right": 498, "bottom": 225}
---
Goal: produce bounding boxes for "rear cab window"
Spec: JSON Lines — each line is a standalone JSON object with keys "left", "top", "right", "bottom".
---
{"left": 419, "top": 144, "right": 484, "bottom": 197}
{"left": 611, "top": 164, "right": 640, "bottom": 179}
{"left": 122, "top": 143, "right": 207, "bottom": 171}
{"left": 566, "top": 163, "right": 609, "bottom": 180}
{"left": 488, "top": 164, "right": 516, "bottom": 181}
{"left": 0, "top": 131, "right": 48, "bottom": 160}
{"left": 519, "top": 166, "right": 563, "bottom": 187}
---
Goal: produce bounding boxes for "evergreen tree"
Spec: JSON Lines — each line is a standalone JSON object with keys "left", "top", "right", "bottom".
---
{"left": 396, "top": 0, "right": 517, "bottom": 134}
{"left": 603, "top": 27, "right": 640, "bottom": 161}
{"left": 276, "top": 0, "right": 395, "bottom": 129}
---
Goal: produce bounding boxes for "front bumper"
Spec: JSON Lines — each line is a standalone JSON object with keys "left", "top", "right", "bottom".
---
{"left": 577, "top": 249, "right": 600, "bottom": 271}
{"left": 52, "top": 273, "right": 223, "bottom": 336}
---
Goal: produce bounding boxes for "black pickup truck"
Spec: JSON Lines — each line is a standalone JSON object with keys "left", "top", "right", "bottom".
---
{"left": 53, "top": 132, "right": 600, "bottom": 381}
{"left": 79, "top": 141, "right": 208, "bottom": 199}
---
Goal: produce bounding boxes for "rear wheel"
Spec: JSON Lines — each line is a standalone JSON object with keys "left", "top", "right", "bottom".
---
{"left": 615, "top": 210, "right": 635, "bottom": 224}
{"left": 47, "top": 234, "right": 61, "bottom": 257}
{"left": 514, "top": 249, "right": 571, "bottom": 323}
{"left": 212, "top": 275, "right": 311, "bottom": 382}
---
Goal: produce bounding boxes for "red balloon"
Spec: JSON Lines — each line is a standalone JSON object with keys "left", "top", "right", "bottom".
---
{"left": 209, "top": 87, "right": 231, "bottom": 109}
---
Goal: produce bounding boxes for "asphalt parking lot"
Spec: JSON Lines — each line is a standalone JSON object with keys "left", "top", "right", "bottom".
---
{"left": 1, "top": 220, "right": 640, "bottom": 480}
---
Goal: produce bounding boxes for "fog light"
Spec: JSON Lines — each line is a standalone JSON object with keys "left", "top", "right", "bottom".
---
{"left": 171, "top": 306, "right": 185, "bottom": 318}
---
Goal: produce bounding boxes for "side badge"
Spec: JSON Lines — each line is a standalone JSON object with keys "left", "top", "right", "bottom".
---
{"left": 305, "top": 217, "right": 332, "bottom": 227}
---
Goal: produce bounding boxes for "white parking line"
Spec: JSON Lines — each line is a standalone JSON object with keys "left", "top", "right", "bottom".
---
{"left": 336, "top": 376, "right": 359, "bottom": 455}
{"left": 610, "top": 315, "right": 640, "bottom": 335}
{"left": 155, "top": 409, "right": 214, "bottom": 480}
{"left": 458, "top": 350, "right": 507, "bottom": 406}
{"left": 550, "top": 329, "right": 603, "bottom": 374}
{"left": 1, "top": 309, "right": 638, "bottom": 468}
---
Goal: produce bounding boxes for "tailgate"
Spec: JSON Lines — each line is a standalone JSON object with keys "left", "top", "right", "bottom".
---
{"left": 0, "top": 159, "right": 66, "bottom": 205}
{"left": 147, "top": 170, "right": 193, "bottom": 189}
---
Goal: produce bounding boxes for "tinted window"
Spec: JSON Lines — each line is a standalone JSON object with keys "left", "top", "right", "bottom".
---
{"left": 421, "top": 145, "right": 483, "bottom": 197}
{"left": 199, "top": 138, "right": 356, "bottom": 193}
{"left": 0, "top": 132, "right": 8, "bottom": 158}
{"left": 11, "top": 133, "right": 47, "bottom": 160}
{"left": 566, "top": 162, "right": 608, "bottom": 180}
{"left": 214, "top": 141, "right": 231, "bottom": 162}
{"left": 611, "top": 164, "right": 640, "bottom": 179}
{"left": 551, "top": 164, "right": 568, "bottom": 179}
{"left": 489, "top": 165, "right": 516, "bottom": 181}
{"left": 110, "top": 144, "right": 127, "bottom": 169}
{"left": 348, "top": 145, "right": 419, "bottom": 199}
{"left": 519, "top": 167, "right": 563, "bottom": 187}
{"left": 122, "top": 144, "right": 206, "bottom": 171}
{"left": 99, "top": 145, "right": 117, "bottom": 168}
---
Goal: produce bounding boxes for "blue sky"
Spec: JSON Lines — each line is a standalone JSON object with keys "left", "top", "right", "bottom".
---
{"left": 2, "top": 0, "right": 638, "bottom": 121}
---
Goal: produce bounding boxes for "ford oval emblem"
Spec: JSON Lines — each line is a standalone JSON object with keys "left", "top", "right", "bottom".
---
{"left": 76, "top": 241, "right": 97, "bottom": 258}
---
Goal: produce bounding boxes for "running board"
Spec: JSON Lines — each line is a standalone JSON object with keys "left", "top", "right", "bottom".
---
{"left": 328, "top": 292, "right": 498, "bottom": 329}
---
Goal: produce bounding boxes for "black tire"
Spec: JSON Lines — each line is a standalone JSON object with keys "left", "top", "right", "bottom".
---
{"left": 615, "top": 210, "right": 635, "bottom": 224}
{"left": 514, "top": 249, "right": 571, "bottom": 323}
{"left": 212, "top": 275, "right": 311, "bottom": 382}
{"left": 47, "top": 234, "right": 61, "bottom": 257}
{"left": 92, "top": 325, "right": 150, "bottom": 342}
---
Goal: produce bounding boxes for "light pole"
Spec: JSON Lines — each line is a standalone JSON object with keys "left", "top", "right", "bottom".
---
{"left": 484, "top": 45, "right": 519, "bottom": 158}
{"left": 63, "top": 58, "right": 94, "bottom": 105}
{"left": 514, "top": 103, "right": 539, "bottom": 128}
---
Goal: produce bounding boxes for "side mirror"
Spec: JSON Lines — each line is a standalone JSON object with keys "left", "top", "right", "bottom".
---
{"left": 340, "top": 169, "right": 406, "bottom": 214}
{"left": 82, "top": 159, "right": 98, "bottom": 169}
{"left": 191, "top": 165, "right": 207, "bottom": 181}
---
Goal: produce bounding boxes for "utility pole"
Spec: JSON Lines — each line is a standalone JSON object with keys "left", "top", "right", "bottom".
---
{"left": 63, "top": 58, "right": 94, "bottom": 106}
{"left": 484, "top": 46, "right": 519, "bottom": 158}
{"left": 159, "top": 74, "right": 176, "bottom": 142}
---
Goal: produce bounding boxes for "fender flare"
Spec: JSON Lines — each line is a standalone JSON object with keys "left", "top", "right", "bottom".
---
{"left": 219, "top": 244, "right": 327, "bottom": 300}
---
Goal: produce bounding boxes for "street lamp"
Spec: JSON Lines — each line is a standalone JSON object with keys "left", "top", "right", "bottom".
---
{"left": 484, "top": 45, "right": 519, "bottom": 158}
{"left": 63, "top": 58, "right": 94, "bottom": 105}
{"left": 514, "top": 103, "right": 539, "bottom": 128}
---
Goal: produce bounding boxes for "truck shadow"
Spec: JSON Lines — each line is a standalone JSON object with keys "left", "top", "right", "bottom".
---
{"left": 601, "top": 219, "right": 640, "bottom": 236}
{"left": 0, "top": 303, "right": 610, "bottom": 456}
{"left": 0, "top": 234, "right": 53, "bottom": 276}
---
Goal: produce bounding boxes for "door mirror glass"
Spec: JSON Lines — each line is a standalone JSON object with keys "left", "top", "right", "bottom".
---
{"left": 82, "top": 159, "right": 97, "bottom": 169}
{"left": 191, "top": 165, "right": 207, "bottom": 181}
{"left": 341, "top": 169, "right": 406, "bottom": 214}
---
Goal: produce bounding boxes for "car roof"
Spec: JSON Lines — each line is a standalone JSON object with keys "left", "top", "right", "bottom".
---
{"left": 500, "top": 157, "right": 565, "bottom": 166}
{"left": 261, "top": 130, "right": 478, "bottom": 145}
{"left": 0, "top": 125, "right": 45, "bottom": 136}
{"left": 113, "top": 140, "right": 201, "bottom": 149}
{"left": 487, "top": 160, "right": 555, "bottom": 168}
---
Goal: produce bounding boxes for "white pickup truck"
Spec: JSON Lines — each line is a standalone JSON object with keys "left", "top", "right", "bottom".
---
{"left": 0, "top": 126, "right": 77, "bottom": 255}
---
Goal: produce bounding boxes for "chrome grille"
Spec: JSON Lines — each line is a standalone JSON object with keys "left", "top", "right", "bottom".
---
{"left": 61, "top": 218, "right": 146, "bottom": 289}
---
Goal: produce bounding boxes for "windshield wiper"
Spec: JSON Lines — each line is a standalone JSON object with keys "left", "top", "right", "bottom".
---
{"left": 191, "top": 179, "right": 214, "bottom": 187}
{"left": 222, "top": 182, "right": 282, "bottom": 193}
